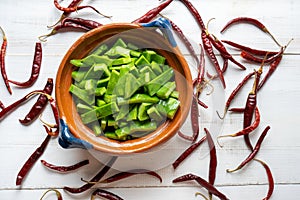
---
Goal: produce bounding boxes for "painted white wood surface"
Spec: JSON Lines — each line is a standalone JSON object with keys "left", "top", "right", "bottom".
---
{"left": 0, "top": 0, "right": 299, "bottom": 199}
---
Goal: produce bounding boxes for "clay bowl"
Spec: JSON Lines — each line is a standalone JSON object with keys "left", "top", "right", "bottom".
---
{"left": 55, "top": 22, "right": 193, "bottom": 155}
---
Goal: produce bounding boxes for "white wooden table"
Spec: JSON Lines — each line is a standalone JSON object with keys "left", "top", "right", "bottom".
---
{"left": 1, "top": 0, "right": 300, "bottom": 199}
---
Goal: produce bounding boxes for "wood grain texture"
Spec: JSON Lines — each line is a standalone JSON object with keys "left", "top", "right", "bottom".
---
{"left": 0, "top": 0, "right": 299, "bottom": 199}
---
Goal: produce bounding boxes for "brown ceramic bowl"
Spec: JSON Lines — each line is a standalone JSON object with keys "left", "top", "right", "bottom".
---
{"left": 55, "top": 22, "right": 193, "bottom": 155}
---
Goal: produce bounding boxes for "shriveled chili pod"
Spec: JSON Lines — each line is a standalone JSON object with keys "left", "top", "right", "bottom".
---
{"left": 16, "top": 134, "right": 51, "bottom": 185}
{"left": 227, "top": 126, "right": 271, "bottom": 173}
{"left": 173, "top": 173, "right": 229, "bottom": 200}
{"left": 217, "top": 107, "right": 260, "bottom": 144}
{"left": 9, "top": 42, "right": 42, "bottom": 87}
{"left": 91, "top": 189, "right": 124, "bottom": 200}
{"left": 0, "top": 26, "right": 12, "bottom": 94}
{"left": 41, "top": 159, "right": 89, "bottom": 173}
{"left": 0, "top": 89, "right": 44, "bottom": 121}
{"left": 220, "top": 17, "right": 281, "bottom": 46}
{"left": 221, "top": 40, "right": 278, "bottom": 56}
{"left": 254, "top": 159, "right": 274, "bottom": 200}
{"left": 39, "top": 22, "right": 91, "bottom": 42}
{"left": 173, "top": 135, "right": 206, "bottom": 169}
{"left": 204, "top": 128, "right": 217, "bottom": 200}
{"left": 132, "top": 0, "right": 173, "bottom": 23}
{"left": 61, "top": 17, "right": 103, "bottom": 30}
{"left": 19, "top": 78, "right": 53, "bottom": 125}
{"left": 101, "top": 169, "right": 162, "bottom": 183}
{"left": 53, "top": 0, "right": 111, "bottom": 19}
{"left": 216, "top": 71, "right": 255, "bottom": 119}
{"left": 63, "top": 156, "right": 117, "bottom": 194}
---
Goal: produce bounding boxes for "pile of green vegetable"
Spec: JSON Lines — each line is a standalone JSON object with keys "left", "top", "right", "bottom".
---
{"left": 69, "top": 38, "right": 180, "bottom": 141}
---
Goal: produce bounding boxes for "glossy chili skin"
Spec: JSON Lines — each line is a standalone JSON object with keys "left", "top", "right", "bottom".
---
{"left": 254, "top": 159, "right": 274, "bottom": 200}
{"left": 63, "top": 156, "right": 117, "bottom": 194}
{"left": 53, "top": 0, "right": 103, "bottom": 15}
{"left": 91, "top": 189, "right": 124, "bottom": 200}
{"left": 0, "top": 26, "right": 12, "bottom": 94}
{"left": 243, "top": 69, "right": 262, "bottom": 151}
{"left": 39, "top": 22, "right": 91, "bottom": 42}
{"left": 221, "top": 17, "right": 269, "bottom": 33}
{"left": 178, "top": 0, "right": 206, "bottom": 30}
{"left": 173, "top": 173, "right": 229, "bottom": 200}
{"left": 19, "top": 78, "right": 53, "bottom": 125}
{"left": 9, "top": 42, "right": 42, "bottom": 87}
{"left": 218, "top": 106, "right": 260, "bottom": 139}
{"left": 204, "top": 128, "right": 217, "bottom": 198}
{"left": 227, "top": 126, "right": 270, "bottom": 173}
{"left": 202, "top": 31, "right": 226, "bottom": 89}
{"left": 172, "top": 135, "right": 206, "bottom": 169}
{"left": 61, "top": 17, "right": 102, "bottom": 29}
{"left": 240, "top": 47, "right": 283, "bottom": 64}
{"left": 217, "top": 71, "right": 255, "bottom": 119}
{"left": 132, "top": 0, "right": 173, "bottom": 23}
{"left": 258, "top": 55, "right": 282, "bottom": 90}
{"left": 168, "top": 19, "right": 199, "bottom": 64}
{"left": 16, "top": 134, "right": 51, "bottom": 185}
{"left": 0, "top": 90, "right": 44, "bottom": 121}
{"left": 0, "top": 100, "right": 4, "bottom": 109}
{"left": 101, "top": 169, "right": 162, "bottom": 183}
{"left": 41, "top": 159, "right": 89, "bottom": 173}
{"left": 207, "top": 34, "right": 246, "bottom": 70}
{"left": 42, "top": 95, "right": 60, "bottom": 137}
{"left": 221, "top": 40, "right": 278, "bottom": 56}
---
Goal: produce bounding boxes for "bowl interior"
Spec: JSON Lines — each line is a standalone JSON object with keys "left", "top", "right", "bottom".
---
{"left": 55, "top": 23, "right": 193, "bottom": 155}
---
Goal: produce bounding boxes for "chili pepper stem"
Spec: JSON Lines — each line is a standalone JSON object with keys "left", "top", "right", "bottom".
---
{"left": 40, "top": 189, "right": 62, "bottom": 200}
{"left": 195, "top": 192, "right": 209, "bottom": 200}
{"left": 38, "top": 30, "right": 57, "bottom": 42}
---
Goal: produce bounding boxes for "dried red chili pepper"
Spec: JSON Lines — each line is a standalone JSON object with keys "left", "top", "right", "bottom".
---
{"left": 91, "top": 189, "right": 124, "bottom": 200}
{"left": 132, "top": 0, "right": 173, "bottom": 23}
{"left": 61, "top": 17, "right": 102, "bottom": 30}
{"left": 100, "top": 169, "right": 162, "bottom": 183}
{"left": 254, "top": 159, "right": 274, "bottom": 200}
{"left": 257, "top": 39, "right": 292, "bottom": 90}
{"left": 19, "top": 78, "right": 53, "bottom": 125}
{"left": 173, "top": 135, "right": 206, "bottom": 169}
{"left": 227, "top": 126, "right": 270, "bottom": 173}
{"left": 0, "top": 26, "right": 12, "bottom": 94}
{"left": 221, "top": 40, "right": 278, "bottom": 56}
{"left": 0, "top": 100, "right": 5, "bottom": 110}
{"left": 240, "top": 47, "right": 283, "bottom": 64}
{"left": 16, "top": 134, "right": 51, "bottom": 185}
{"left": 53, "top": 0, "right": 110, "bottom": 18}
{"left": 63, "top": 156, "right": 117, "bottom": 194}
{"left": 178, "top": 95, "right": 200, "bottom": 142}
{"left": 166, "top": 17, "right": 199, "bottom": 64}
{"left": 0, "top": 89, "right": 44, "bottom": 121}
{"left": 204, "top": 128, "right": 217, "bottom": 200}
{"left": 40, "top": 93, "right": 60, "bottom": 137}
{"left": 258, "top": 55, "right": 282, "bottom": 90}
{"left": 39, "top": 22, "right": 91, "bottom": 42}
{"left": 41, "top": 159, "right": 89, "bottom": 173}
{"left": 217, "top": 71, "right": 255, "bottom": 119}
{"left": 217, "top": 106, "right": 260, "bottom": 142}
{"left": 243, "top": 66, "right": 263, "bottom": 151}
{"left": 9, "top": 42, "right": 42, "bottom": 87}
{"left": 204, "top": 19, "right": 246, "bottom": 71}
{"left": 228, "top": 107, "right": 245, "bottom": 113}
{"left": 220, "top": 17, "right": 281, "bottom": 46}
{"left": 178, "top": 0, "right": 206, "bottom": 30}
{"left": 202, "top": 31, "right": 226, "bottom": 89}
{"left": 40, "top": 189, "right": 63, "bottom": 200}
{"left": 173, "top": 173, "right": 229, "bottom": 200}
